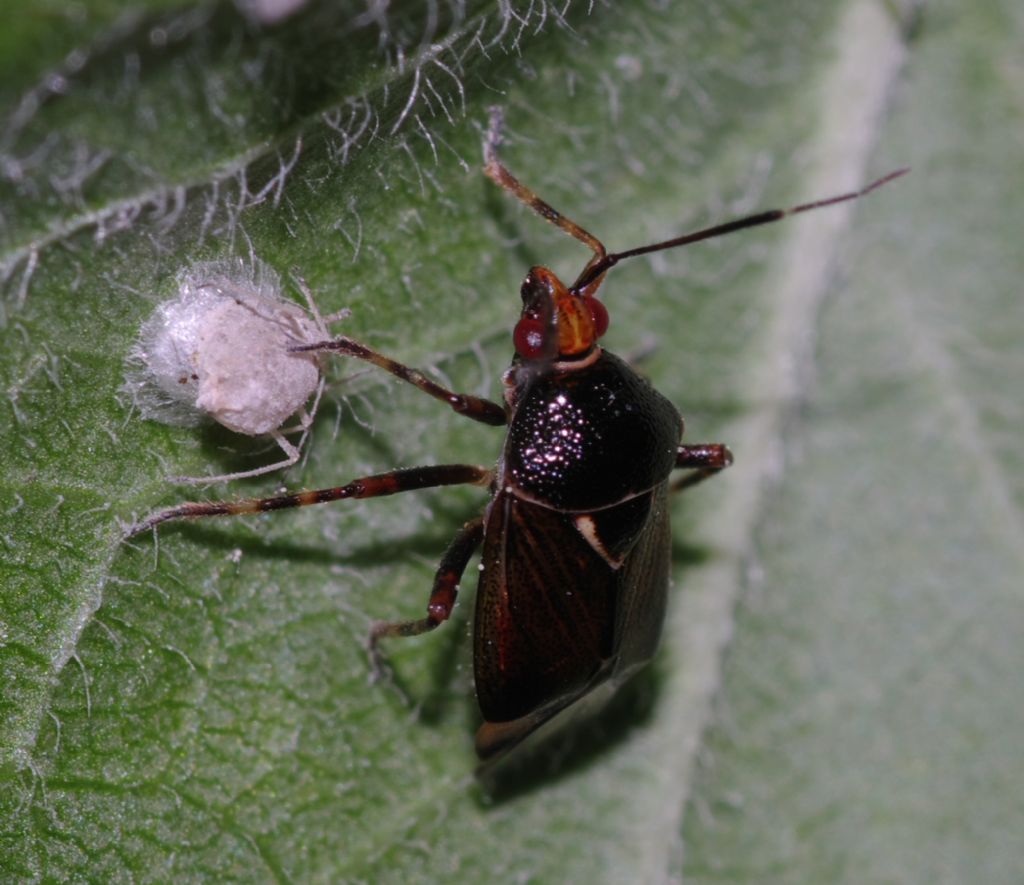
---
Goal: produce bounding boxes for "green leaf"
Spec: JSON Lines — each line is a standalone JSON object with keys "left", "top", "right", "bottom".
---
{"left": 682, "top": 2, "right": 1024, "bottom": 883}
{"left": 4, "top": 0, "right": 1013, "bottom": 881}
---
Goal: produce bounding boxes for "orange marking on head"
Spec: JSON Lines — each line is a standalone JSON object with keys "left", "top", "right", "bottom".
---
{"left": 515, "top": 266, "right": 607, "bottom": 360}
{"left": 556, "top": 291, "right": 597, "bottom": 356}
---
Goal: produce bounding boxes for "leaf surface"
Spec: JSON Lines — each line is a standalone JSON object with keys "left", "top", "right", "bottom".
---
{"left": 3, "top": 1, "right": 1005, "bottom": 882}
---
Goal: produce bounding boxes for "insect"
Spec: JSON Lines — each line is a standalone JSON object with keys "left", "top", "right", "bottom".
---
{"left": 124, "top": 257, "right": 347, "bottom": 485}
{"left": 128, "top": 108, "right": 906, "bottom": 765}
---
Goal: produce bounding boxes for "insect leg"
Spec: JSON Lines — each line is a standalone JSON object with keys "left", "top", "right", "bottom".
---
{"left": 292, "top": 336, "right": 507, "bottom": 427}
{"left": 671, "top": 443, "right": 734, "bottom": 492}
{"left": 169, "top": 429, "right": 304, "bottom": 487}
{"left": 368, "top": 515, "right": 485, "bottom": 675}
{"left": 125, "top": 464, "right": 494, "bottom": 536}
{"left": 483, "top": 106, "right": 608, "bottom": 266}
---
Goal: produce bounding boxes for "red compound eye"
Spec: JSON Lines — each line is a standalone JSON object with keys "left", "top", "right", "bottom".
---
{"left": 588, "top": 297, "right": 609, "bottom": 338}
{"left": 513, "top": 317, "right": 547, "bottom": 359}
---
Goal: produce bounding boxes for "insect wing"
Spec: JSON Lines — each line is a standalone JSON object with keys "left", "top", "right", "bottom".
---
{"left": 474, "top": 492, "right": 619, "bottom": 727}
{"left": 473, "top": 485, "right": 670, "bottom": 760}
{"left": 607, "top": 483, "right": 671, "bottom": 679}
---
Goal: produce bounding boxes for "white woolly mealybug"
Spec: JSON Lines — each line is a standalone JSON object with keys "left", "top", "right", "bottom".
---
{"left": 124, "top": 257, "right": 346, "bottom": 484}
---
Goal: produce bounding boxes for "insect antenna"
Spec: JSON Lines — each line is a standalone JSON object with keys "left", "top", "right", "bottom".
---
{"left": 570, "top": 167, "right": 909, "bottom": 293}
{"left": 484, "top": 106, "right": 608, "bottom": 272}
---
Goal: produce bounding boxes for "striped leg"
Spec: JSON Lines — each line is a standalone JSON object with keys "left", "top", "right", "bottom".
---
{"left": 368, "top": 515, "right": 485, "bottom": 677}
{"left": 291, "top": 336, "right": 507, "bottom": 427}
{"left": 670, "top": 443, "right": 734, "bottom": 492}
{"left": 126, "top": 464, "right": 494, "bottom": 536}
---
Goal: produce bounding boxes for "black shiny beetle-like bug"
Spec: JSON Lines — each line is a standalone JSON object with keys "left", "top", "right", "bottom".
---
{"left": 129, "top": 108, "right": 906, "bottom": 767}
